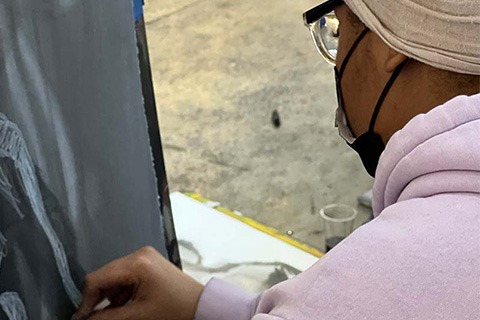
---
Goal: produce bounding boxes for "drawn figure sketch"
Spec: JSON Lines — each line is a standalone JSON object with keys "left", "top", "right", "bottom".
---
{"left": 0, "top": 1, "right": 169, "bottom": 319}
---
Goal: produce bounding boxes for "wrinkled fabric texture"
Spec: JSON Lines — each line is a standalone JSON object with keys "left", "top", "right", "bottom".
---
{"left": 194, "top": 94, "right": 480, "bottom": 320}
{"left": 343, "top": 0, "right": 480, "bottom": 75}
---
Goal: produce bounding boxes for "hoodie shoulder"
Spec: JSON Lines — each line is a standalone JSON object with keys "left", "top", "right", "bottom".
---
{"left": 373, "top": 94, "right": 480, "bottom": 215}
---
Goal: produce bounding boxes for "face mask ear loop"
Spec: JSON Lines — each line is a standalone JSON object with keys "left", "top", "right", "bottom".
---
{"left": 338, "top": 28, "right": 369, "bottom": 79}
{"left": 368, "top": 58, "right": 409, "bottom": 133}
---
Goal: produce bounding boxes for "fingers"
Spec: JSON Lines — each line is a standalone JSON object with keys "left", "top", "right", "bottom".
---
{"left": 73, "top": 247, "right": 163, "bottom": 320}
{"left": 72, "top": 258, "right": 137, "bottom": 320}
{"left": 107, "top": 286, "right": 134, "bottom": 308}
{"left": 71, "top": 284, "right": 103, "bottom": 320}
{"left": 87, "top": 304, "right": 138, "bottom": 320}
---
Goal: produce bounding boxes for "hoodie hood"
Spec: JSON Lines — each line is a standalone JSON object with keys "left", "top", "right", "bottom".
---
{"left": 373, "top": 94, "right": 480, "bottom": 216}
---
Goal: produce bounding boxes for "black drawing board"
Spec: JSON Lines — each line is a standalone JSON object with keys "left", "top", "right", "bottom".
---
{"left": 0, "top": 1, "right": 178, "bottom": 318}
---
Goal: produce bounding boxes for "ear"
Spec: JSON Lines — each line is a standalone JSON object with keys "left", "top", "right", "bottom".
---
{"left": 384, "top": 47, "right": 408, "bottom": 73}
{"left": 370, "top": 32, "right": 408, "bottom": 73}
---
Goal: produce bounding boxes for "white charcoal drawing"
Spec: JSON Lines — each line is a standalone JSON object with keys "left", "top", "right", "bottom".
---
{"left": 0, "top": 293, "right": 28, "bottom": 320}
{"left": 0, "top": 232, "right": 6, "bottom": 266}
{"left": 0, "top": 234, "right": 27, "bottom": 320}
{"left": 0, "top": 232, "right": 6, "bottom": 273}
{"left": 0, "top": 166, "right": 23, "bottom": 219}
{"left": 0, "top": 113, "right": 82, "bottom": 308}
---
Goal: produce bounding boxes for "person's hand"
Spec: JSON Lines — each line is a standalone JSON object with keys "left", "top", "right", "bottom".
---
{"left": 71, "top": 246, "right": 204, "bottom": 320}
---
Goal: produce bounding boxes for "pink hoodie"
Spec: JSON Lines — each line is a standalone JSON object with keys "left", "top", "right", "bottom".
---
{"left": 194, "top": 94, "right": 480, "bottom": 320}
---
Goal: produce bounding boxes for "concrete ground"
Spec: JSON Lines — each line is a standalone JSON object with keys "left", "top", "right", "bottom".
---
{"left": 144, "top": 0, "right": 373, "bottom": 250}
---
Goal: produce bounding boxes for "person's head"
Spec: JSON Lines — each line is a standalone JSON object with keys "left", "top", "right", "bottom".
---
{"left": 304, "top": 0, "right": 480, "bottom": 176}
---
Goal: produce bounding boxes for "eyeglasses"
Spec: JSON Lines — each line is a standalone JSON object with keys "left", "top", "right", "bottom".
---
{"left": 303, "top": 0, "right": 344, "bottom": 66}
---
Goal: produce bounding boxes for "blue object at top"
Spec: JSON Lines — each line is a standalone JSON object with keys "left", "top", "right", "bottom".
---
{"left": 133, "top": 0, "right": 144, "bottom": 22}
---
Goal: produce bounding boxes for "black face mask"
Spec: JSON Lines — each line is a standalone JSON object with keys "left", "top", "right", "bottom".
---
{"left": 334, "top": 28, "right": 408, "bottom": 177}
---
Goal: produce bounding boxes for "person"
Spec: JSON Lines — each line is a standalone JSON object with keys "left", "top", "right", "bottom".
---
{"left": 72, "top": 0, "right": 480, "bottom": 319}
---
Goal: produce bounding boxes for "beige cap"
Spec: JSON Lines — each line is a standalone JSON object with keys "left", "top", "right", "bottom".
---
{"left": 344, "top": 0, "right": 480, "bottom": 75}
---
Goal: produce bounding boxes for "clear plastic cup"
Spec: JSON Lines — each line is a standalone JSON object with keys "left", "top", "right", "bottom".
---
{"left": 320, "top": 204, "right": 358, "bottom": 252}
